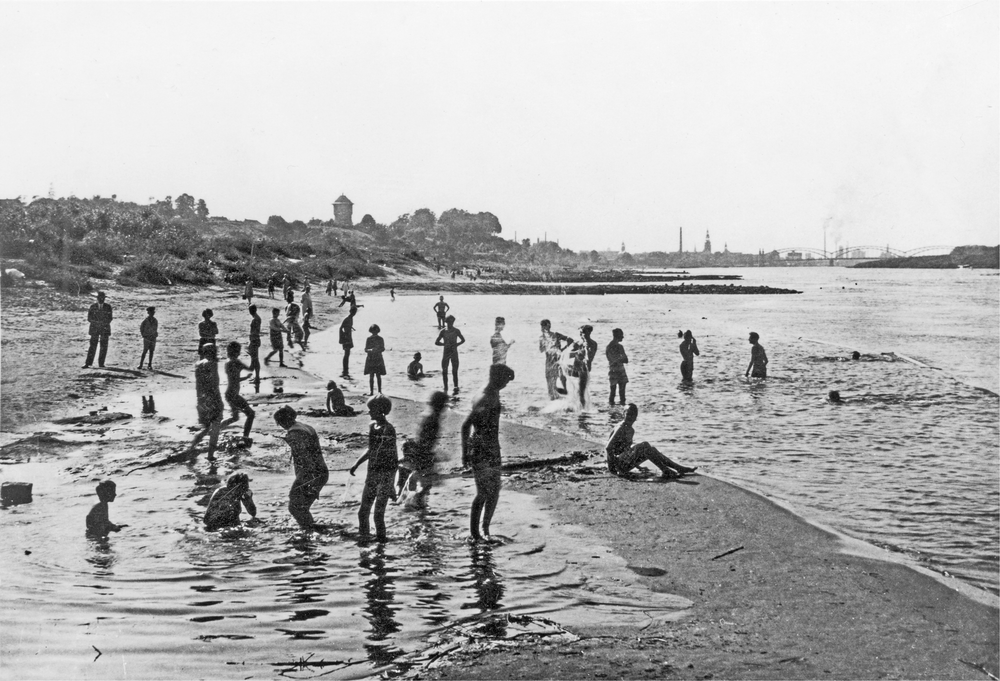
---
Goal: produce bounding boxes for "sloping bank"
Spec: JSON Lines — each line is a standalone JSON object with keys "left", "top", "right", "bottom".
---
{"left": 425, "top": 416, "right": 999, "bottom": 680}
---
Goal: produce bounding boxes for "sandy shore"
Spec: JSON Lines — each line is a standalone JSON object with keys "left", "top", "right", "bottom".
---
{"left": 1, "top": 279, "right": 997, "bottom": 679}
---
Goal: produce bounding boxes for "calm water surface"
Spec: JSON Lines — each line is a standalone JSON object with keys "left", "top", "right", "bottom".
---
{"left": 310, "top": 267, "right": 999, "bottom": 594}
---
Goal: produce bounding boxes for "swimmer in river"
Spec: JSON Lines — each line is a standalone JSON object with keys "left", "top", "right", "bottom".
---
{"left": 606, "top": 328, "right": 629, "bottom": 405}
{"left": 605, "top": 404, "right": 698, "bottom": 479}
{"left": 852, "top": 351, "right": 861, "bottom": 360}
{"left": 326, "top": 380, "right": 357, "bottom": 416}
{"left": 274, "top": 405, "right": 329, "bottom": 530}
{"left": 86, "top": 480, "right": 128, "bottom": 537}
{"left": 828, "top": 390, "right": 843, "bottom": 403}
{"left": 350, "top": 395, "right": 398, "bottom": 542}
{"left": 462, "top": 364, "right": 515, "bottom": 542}
{"left": 491, "top": 317, "right": 515, "bottom": 365}
{"left": 204, "top": 472, "right": 257, "bottom": 530}
{"left": 435, "top": 314, "right": 466, "bottom": 393}
{"left": 224, "top": 341, "right": 255, "bottom": 440}
{"left": 745, "top": 331, "right": 768, "bottom": 379}
{"left": 433, "top": 296, "right": 450, "bottom": 329}
{"left": 679, "top": 330, "right": 700, "bottom": 381}
{"left": 407, "top": 352, "right": 424, "bottom": 379}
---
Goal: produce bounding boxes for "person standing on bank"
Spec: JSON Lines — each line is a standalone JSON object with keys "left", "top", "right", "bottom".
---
{"left": 679, "top": 330, "right": 700, "bottom": 381}
{"left": 198, "top": 309, "right": 219, "bottom": 351}
{"left": 435, "top": 314, "right": 466, "bottom": 393}
{"left": 83, "top": 291, "right": 113, "bottom": 368}
{"left": 138, "top": 306, "right": 158, "bottom": 370}
{"left": 462, "top": 364, "right": 515, "bottom": 542}
{"left": 339, "top": 306, "right": 356, "bottom": 377}
{"left": 745, "top": 332, "right": 768, "bottom": 379}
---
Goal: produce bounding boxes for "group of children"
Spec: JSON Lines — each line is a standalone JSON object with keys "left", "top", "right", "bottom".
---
{"left": 88, "top": 366, "right": 514, "bottom": 545}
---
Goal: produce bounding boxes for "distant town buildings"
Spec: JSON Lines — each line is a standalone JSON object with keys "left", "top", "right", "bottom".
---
{"left": 333, "top": 194, "right": 353, "bottom": 227}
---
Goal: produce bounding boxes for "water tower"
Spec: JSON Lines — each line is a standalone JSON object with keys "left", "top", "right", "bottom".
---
{"left": 332, "top": 194, "right": 354, "bottom": 227}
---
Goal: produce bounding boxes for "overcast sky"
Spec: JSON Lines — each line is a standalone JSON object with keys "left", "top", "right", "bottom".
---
{"left": 1, "top": 1, "right": 996, "bottom": 254}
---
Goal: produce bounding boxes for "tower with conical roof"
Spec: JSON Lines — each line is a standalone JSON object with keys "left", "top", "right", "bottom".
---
{"left": 332, "top": 194, "right": 354, "bottom": 227}
{"left": 703, "top": 230, "right": 712, "bottom": 254}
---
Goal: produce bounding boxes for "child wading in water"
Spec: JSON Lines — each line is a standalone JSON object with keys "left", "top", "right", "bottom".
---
{"left": 396, "top": 390, "right": 448, "bottom": 507}
{"left": 326, "top": 380, "right": 358, "bottom": 416}
{"left": 462, "top": 364, "right": 515, "bottom": 542}
{"left": 745, "top": 331, "right": 768, "bottom": 378}
{"left": 191, "top": 343, "right": 224, "bottom": 459}
{"left": 274, "top": 406, "right": 329, "bottom": 530}
{"left": 350, "top": 395, "right": 398, "bottom": 542}
{"left": 224, "top": 341, "right": 255, "bottom": 440}
{"left": 204, "top": 472, "right": 257, "bottom": 530}
{"left": 364, "top": 324, "right": 386, "bottom": 395}
{"left": 407, "top": 352, "right": 424, "bottom": 379}
{"left": 264, "top": 308, "right": 288, "bottom": 366}
{"left": 86, "top": 480, "right": 128, "bottom": 537}
{"left": 606, "top": 328, "right": 629, "bottom": 405}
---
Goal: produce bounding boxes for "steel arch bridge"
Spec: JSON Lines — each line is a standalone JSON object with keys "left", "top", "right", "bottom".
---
{"left": 775, "top": 245, "right": 953, "bottom": 259}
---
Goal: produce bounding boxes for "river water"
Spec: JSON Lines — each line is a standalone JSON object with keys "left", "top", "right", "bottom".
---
{"left": 1, "top": 266, "right": 997, "bottom": 679}
{"left": 307, "top": 267, "right": 999, "bottom": 595}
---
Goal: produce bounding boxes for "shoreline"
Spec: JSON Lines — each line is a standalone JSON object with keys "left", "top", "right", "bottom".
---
{"left": 1, "top": 278, "right": 997, "bottom": 679}
{"left": 379, "top": 281, "right": 803, "bottom": 295}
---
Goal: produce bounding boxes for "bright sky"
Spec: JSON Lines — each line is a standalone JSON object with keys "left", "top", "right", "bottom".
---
{"left": 1, "top": 1, "right": 996, "bottom": 254}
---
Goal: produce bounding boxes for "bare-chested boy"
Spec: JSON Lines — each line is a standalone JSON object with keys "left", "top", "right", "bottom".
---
{"left": 461, "top": 364, "right": 515, "bottom": 541}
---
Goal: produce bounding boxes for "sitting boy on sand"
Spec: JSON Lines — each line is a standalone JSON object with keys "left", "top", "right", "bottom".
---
{"left": 407, "top": 352, "right": 425, "bottom": 379}
{"left": 326, "top": 381, "right": 358, "bottom": 416}
{"left": 606, "top": 404, "right": 697, "bottom": 479}
{"left": 204, "top": 472, "right": 258, "bottom": 530}
{"left": 86, "top": 480, "right": 128, "bottom": 537}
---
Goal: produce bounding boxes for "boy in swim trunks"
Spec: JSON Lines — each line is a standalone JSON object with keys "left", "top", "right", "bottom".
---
{"left": 86, "top": 480, "right": 128, "bottom": 537}
{"left": 274, "top": 405, "right": 329, "bottom": 530}
{"left": 462, "top": 364, "right": 514, "bottom": 541}
{"left": 605, "top": 404, "right": 697, "bottom": 479}
{"left": 204, "top": 472, "right": 257, "bottom": 530}
{"left": 435, "top": 315, "right": 466, "bottom": 393}
{"left": 224, "top": 341, "right": 255, "bottom": 440}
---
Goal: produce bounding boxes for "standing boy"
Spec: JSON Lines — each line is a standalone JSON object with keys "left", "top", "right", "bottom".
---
{"left": 745, "top": 332, "right": 768, "bottom": 378}
{"left": 435, "top": 314, "right": 466, "bottom": 393}
{"left": 606, "top": 328, "right": 629, "bottom": 405}
{"left": 224, "top": 341, "right": 255, "bottom": 441}
{"left": 247, "top": 305, "right": 262, "bottom": 382}
{"left": 339, "top": 306, "right": 356, "bottom": 377}
{"left": 461, "top": 364, "right": 515, "bottom": 541}
{"left": 490, "top": 316, "right": 515, "bottom": 365}
{"left": 138, "top": 306, "right": 158, "bottom": 370}
{"left": 433, "top": 296, "right": 450, "bottom": 329}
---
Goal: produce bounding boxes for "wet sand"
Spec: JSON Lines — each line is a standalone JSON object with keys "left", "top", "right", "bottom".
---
{"left": 2, "top": 280, "right": 997, "bottom": 679}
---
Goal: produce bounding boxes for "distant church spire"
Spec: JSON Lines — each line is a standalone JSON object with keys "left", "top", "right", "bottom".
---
{"left": 703, "top": 230, "right": 712, "bottom": 254}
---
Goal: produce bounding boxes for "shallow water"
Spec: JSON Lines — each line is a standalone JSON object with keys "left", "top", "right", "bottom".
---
{"left": 0, "top": 387, "right": 688, "bottom": 680}
{"left": 304, "top": 267, "right": 999, "bottom": 595}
